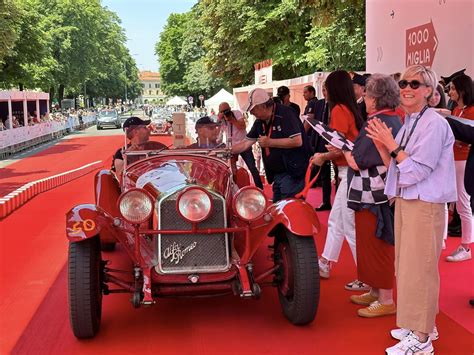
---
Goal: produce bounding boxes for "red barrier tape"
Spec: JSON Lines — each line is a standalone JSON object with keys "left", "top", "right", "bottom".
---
{"left": 295, "top": 160, "right": 321, "bottom": 200}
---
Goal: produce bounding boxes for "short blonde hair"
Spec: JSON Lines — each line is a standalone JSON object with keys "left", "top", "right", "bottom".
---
{"left": 401, "top": 65, "right": 437, "bottom": 100}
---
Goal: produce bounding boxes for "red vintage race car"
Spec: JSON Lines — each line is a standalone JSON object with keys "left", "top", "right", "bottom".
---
{"left": 66, "top": 122, "right": 321, "bottom": 338}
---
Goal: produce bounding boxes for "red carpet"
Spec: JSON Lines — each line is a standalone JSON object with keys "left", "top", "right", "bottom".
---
{"left": 1, "top": 135, "right": 473, "bottom": 354}
{"left": 0, "top": 136, "right": 122, "bottom": 195}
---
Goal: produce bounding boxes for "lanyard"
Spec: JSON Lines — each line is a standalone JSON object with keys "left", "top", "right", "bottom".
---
{"left": 399, "top": 105, "right": 428, "bottom": 149}
{"left": 261, "top": 104, "right": 275, "bottom": 156}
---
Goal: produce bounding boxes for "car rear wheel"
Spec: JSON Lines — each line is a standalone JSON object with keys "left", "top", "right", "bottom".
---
{"left": 274, "top": 230, "right": 320, "bottom": 325}
{"left": 68, "top": 237, "right": 103, "bottom": 338}
{"left": 97, "top": 125, "right": 102, "bottom": 130}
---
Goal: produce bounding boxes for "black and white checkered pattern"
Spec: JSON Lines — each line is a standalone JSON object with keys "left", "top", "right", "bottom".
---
{"left": 304, "top": 118, "right": 354, "bottom": 151}
{"left": 347, "top": 165, "right": 388, "bottom": 205}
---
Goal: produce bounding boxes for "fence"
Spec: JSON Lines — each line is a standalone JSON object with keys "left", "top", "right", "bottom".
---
{"left": 0, "top": 113, "right": 96, "bottom": 159}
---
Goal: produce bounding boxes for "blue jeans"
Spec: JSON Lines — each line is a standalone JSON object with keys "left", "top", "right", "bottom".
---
{"left": 272, "top": 172, "right": 305, "bottom": 202}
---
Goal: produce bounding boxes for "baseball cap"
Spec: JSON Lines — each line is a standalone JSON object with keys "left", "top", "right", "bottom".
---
{"left": 123, "top": 116, "right": 151, "bottom": 131}
{"left": 277, "top": 86, "right": 290, "bottom": 97}
{"left": 243, "top": 88, "right": 271, "bottom": 112}
{"left": 352, "top": 73, "right": 366, "bottom": 86}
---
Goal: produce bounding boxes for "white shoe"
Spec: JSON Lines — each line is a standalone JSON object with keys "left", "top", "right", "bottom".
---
{"left": 318, "top": 258, "right": 330, "bottom": 279}
{"left": 344, "top": 279, "right": 370, "bottom": 291}
{"left": 446, "top": 245, "right": 471, "bottom": 262}
{"left": 390, "top": 326, "right": 439, "bottom": 341}
{"left": 386, "top": 331, "right": 434, "bottom": 354}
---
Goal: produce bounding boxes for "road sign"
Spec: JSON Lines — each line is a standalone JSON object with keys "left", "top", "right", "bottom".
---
{"left": 198, "top": 95, "right": 205, "bottom": 101}
{"left": 405, "top": 20, "right": 438, "bottom": 68}
{"left": 188, "top": 96, "right": 193, "bottom": 103}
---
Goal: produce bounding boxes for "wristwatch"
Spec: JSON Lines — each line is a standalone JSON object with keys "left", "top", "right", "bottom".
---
{"left": 390, "top": 146, "right": 403, "bottom": 158}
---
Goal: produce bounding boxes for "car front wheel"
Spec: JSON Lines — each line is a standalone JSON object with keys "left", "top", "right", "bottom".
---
{"left": 274, "top": 230, "right": 320, "bottom": 325}
{"left": 68, "top": 237, "right": 103, "bottom": 338}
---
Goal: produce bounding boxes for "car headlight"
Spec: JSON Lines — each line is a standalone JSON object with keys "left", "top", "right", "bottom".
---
{"left": 118, "top": 188, "right": 154, "bottom": 224}
{"left": 177, "top": 187, "right": 212, "bottom": 223}
{"left": 233, "top": 187, "right": 266, "bottom": 221}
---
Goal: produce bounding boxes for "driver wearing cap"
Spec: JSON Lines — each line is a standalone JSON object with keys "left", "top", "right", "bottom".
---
{"left": 232, "top": 88, "right": 311, "bottom": 202}
{"left": 112, "top": 116, "right": 167, "bottom": 177}
{"left": 187, "top": 116, "right": 221, "bottom": 148}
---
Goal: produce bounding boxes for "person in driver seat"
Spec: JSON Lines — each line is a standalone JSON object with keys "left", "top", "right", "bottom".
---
{"left": 112, "top": 116, "right": 167, "bottom": 177}
{"left": 187, "top": 116, "right": 221, "bottom": 148}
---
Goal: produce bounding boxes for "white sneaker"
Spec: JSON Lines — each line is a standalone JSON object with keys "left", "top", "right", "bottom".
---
{"left": 385, "top": 331, "right": 434, "bottom": 354}
{"left": 344, "top": 279, "right": 370, "bottom": 291}
{"left": 446, "top": 245, "right": 471, "bottom": 262}
{"left": 390, "top": 326, "right": 439, "bottom": 341}
{"left": 318, "top": 258, "right": 330, "bottom": 279}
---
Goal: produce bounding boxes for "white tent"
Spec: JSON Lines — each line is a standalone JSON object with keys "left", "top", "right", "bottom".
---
{"left": 204, "top": 89, "right": 234, "bottom": 114}
{"left": 165, "top": 96, "right": 187, "bottom": 106}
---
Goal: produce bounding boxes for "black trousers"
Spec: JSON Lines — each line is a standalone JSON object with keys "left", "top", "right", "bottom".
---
{"left": 312, "top": 161, "right": 331, "bottom": 205}
{"left": 240, "top": 148, "right": 263, "bottom": 189}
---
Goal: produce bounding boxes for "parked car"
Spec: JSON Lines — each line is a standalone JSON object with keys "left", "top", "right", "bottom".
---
{"left": 96, "top": 110, "right": 121, "bottom": 130}
{"left": 66, "top": 124, "right": 321, "bottom": 338}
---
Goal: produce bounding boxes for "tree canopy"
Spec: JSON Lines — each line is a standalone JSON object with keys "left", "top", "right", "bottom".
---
{"left": 0, "top": 0, "right": 142, "bottom": 105}
{"left": 156, "top": 0, "right": 365, "bottom": 96}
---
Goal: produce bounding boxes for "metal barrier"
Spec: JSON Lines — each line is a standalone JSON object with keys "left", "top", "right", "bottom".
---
{"left": 0, "top": 114, "right": 96, "bottom": 159}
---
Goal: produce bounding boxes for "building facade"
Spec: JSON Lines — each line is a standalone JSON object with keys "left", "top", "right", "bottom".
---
{"left": 138, "top": 71, "right": 166, "bottom": 104}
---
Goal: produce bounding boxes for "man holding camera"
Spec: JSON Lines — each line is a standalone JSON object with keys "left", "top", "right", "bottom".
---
{"left": 218, "top": 102, "right": 263, "bottom": 189}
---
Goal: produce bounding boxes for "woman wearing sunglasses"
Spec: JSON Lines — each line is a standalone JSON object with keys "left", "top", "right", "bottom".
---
{"left": 365, "top": 65, "right": 456, "bottom": 355}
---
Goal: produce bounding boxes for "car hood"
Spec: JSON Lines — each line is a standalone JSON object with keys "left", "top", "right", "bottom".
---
{"left": 124, "top": 155, "right": 232, "bottom": 197}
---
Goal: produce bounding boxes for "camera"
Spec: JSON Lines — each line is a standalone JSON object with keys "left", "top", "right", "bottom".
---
{"left": 223, "top": 109, "right": 233, "bottom": 119}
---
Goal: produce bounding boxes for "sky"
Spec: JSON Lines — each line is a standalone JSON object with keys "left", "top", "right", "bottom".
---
{"left": 102, "top": 0, "right": 197, "bottom": 73}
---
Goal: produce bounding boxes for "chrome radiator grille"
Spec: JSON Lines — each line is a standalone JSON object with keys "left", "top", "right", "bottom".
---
{"left": 157, "top": 189, "right": 230, "bottom": 274}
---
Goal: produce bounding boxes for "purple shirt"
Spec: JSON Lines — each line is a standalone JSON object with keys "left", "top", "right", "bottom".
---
{"left": 385, "top": 108, "right": 457, "bottom": 203}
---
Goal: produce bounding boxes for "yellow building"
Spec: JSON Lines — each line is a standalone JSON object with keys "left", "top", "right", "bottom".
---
{"left": 138, "top": 71, "right": 165, "bottom": 104}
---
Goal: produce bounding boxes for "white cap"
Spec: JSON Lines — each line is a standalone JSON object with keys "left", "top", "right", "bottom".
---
{"left": 242, "top": 88, "right": 271, "bottom": 112}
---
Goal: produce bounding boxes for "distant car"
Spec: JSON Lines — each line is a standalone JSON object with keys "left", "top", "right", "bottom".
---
{"left": 96, "top": 110, "right": 121, "bottom": 130}
{"left": 66, "top": 125, "right": 321, "bottom": 339}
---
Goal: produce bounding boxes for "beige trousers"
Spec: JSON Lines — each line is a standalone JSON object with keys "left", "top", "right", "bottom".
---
{"left": 394, "top": 198, "right": 445, "bottom": 334}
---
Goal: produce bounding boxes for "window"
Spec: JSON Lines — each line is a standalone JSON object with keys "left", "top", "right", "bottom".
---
{"left": 155, "top": 83, "right": 159, "bottom": 88}
{"left": 148, "top": 83, "right": 151, "bottom": 88}
{"left": 149, "top": 90, "right": 152, "bottom": 95}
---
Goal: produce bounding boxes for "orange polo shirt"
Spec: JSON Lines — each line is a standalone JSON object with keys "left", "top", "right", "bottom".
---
{"left": 452, "top": 105, "right": 474, "bottom": 161}
{"left": 329, "top": 104, "right": 359, "bottom": 166}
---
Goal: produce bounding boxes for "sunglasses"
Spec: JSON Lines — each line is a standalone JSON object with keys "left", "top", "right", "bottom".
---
{"left": 398, "top": 80, "right": 427, "bottom": 90}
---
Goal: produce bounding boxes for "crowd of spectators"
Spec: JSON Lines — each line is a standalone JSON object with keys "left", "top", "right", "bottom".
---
{"left": 0, "top": 107, "right": 98, "bottom": 131}
{"left": 231, "top": 64, "right": 472, "bottom": 355}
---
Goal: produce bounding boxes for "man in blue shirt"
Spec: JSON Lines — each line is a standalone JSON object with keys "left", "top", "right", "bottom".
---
{"left": 232, "top": 88, "right": 310, "bottom": 202}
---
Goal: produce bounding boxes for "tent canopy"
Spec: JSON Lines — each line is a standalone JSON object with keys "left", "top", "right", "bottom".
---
{"left": 165, "top": 96, "right": 187, "bottom": 106}
{"left": 205, "top": 89, "right": 234, "bottom": 109}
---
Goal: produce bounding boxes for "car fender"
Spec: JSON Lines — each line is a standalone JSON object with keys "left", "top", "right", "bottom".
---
{"left": 66, "top": 204, "right": 116, "bottom": 242}
{"left": 95, "top": 169, "right": 121, "bottom": 218}
{"left": 267, "top": 198, "right": 321, "bottom": 237}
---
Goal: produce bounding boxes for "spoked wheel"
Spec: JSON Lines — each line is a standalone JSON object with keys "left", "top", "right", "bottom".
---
{"left": 274, "top": 230, "right": 320, "bottom": 325}
{"left": 68, "top": 237, "right": 103, "bottom": 338}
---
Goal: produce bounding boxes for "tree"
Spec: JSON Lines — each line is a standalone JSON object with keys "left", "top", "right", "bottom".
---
{"left": 155, "top": 12, "right": 191, "bottom": 96}
{"left": 157, "top": 0, "right": 366, "bottom": 90}
{"left": 304, "top": 1, "right": 366, "bottom": 71}
{"left": 0, "top": 0, "right": 22, "bottom": 65}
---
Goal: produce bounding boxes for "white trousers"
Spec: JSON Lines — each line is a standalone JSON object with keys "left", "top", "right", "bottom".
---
{"left": 322, "top": 166, "right": 357, "bottom": 263}
{"left": 455, "top": 160, "right": 474, "bottom": 244}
